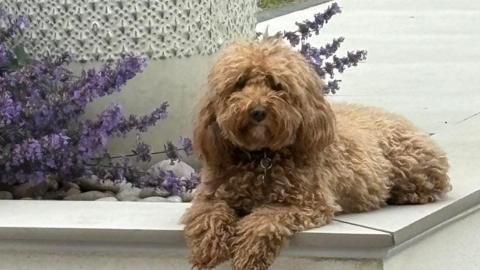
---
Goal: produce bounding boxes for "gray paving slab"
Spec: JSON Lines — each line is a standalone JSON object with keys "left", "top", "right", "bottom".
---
{"left": 335, "top": 116, "right": 480, "bottom": 244}
{"left": 257, "top": 0, "right": 480, "bottom": 245}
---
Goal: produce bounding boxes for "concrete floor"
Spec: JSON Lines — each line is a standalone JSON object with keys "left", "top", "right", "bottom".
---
{"left": 256, "top": 0, "right": 480, "bottom": 135}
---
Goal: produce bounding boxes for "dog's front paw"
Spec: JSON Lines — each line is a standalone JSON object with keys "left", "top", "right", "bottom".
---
{"left": 230, "top": 221, "right": 281, "bottom": 270}
{"left": 182, "top": 201, "right": 237, "bottom": 269}
{"left": 187, "top": 224, "right": 232, "bottom": 269}
{"left": 231, "top": 235, "right": 275, "bottom": 270}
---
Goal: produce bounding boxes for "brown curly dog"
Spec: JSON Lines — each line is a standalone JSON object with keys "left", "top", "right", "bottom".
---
{"left": 181, "top": 38, "right": 451, "bottom": 270}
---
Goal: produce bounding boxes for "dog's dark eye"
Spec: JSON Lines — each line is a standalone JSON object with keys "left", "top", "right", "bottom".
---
{"left": 266, "top": 75, "right": 283, "bottom": 91}
{"left": 271, "top": 82, "right": 283, "bottom": 91}
{"left": 234, "top": 77, "right": 247, "bottom": 91}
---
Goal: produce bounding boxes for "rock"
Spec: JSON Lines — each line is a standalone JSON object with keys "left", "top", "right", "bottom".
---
{"left": 77, "top": 175, "right": 120, "bottom": 193}
{"left": 96, "top": 197, "right": 119, "bottom": 202}
{"left": 45, "top": 176, "right": 59, "bottom": 191}
{"left": 181, "top": 190, "right": 196, "bottom": 202}
{"left": 64, "top": 191, "right": 110, "bottom": 201}
{"left": 63, "top": 182, "right": 80, "bottom": 191}
{"left": 0, "top": 184, "right": 13, "bottom": 192}
{"left": 66, "top": 187, "right": 81, "bottom": 197}
{"left": 138, "top": 187, "right": 155, "bottom": 198}
{"left": 116, "top": 187, "right": 141, "bottom": 201}
{"left": 166, "top": 195, "right": 182, "bottom": 203}
{"left": 139, "top": 187, "right": 170, "bottom": 198}
{"left": 61, "top": 182, "right": 80, "bottom": 195}
{"left": 12, "top": 180, "right": 49, "bottom": 199}
{"left": 105, "top": 191, "right": 115, "bottom": 197}
{"left": 148, "top": 159, "right": 195, "bottom": 179}
{"left": 0, "top": 191, "right": 13, "bottom": 200}
{"left": 117, "top": 181, "right": 134, "bottom": 191}
{"left": 141, "top": 196, "right": 168, "bottom": 202}
{"left": 43, "top": 190, "right": 67, "bottom": 200}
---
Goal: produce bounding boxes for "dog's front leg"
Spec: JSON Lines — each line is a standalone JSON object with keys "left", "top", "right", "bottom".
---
{"left": 230, "top": 205, "right": 334, "bottom": 270}
{"left": 182, "top": 199, "right": 237, "bottom": 269}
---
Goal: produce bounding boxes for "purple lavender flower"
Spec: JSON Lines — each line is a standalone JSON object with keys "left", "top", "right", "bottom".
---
{"left": 9, "top": 132, "right": 70, "bottom": 167}
{"left": 96, "top": 103, "right": 125, "bottom": 133}
{"left": 323, "top": 51, "right": 368, "bottom": 78}
{"left": 77, "top": 103, "right": 125, "bottom": 157}
{"left": 301, "top": 37, "right": 345, "bottom": 68}
{"left": 164, "top": 141, "right": 179, "bottom": 161}
{"left": 45, "top": 133, "right": 70, "bottom": 150}
{"left": 0, "top": 91, "right": 21, "bottom": 127}
{"left": 184, "top": 172, "right": 200, "bottom": 193}
{"left": 0, "top": 10, "right": 29, "bottom": 43}
{"left": 135, "top": 174, "right": 162, "bottom": 188}
{"left": 179, "top": 137, "right": 193, "bottom": 156}
{"left": 283, "top": 32, "right": 300, "bottom": 47}
{"left": 284, "top": 3, "right": 342, "bottom": 46}
{"left": 326, "top": 79, "right": 341, "bottom": 95}
{"left": 117, "top": 102, "right": 169, "bottom": 133}
{"left": 11, "top": 139, "right": 42, "bottom": 166}
{"left": 313, "top": 2, "right": 341, "bottom": 27}
{"left": 161, "top": 170, "right": 183, "bottom": 196}
{"left": 278, "top": 2, "right": 367, "bottom": 94}
{"left": 9, "top": 170, "right": 45, "bottom": 184}
{"left": 13, "top": 16, "right": 28, "bottom": 31}
{"left": 29, "top": 171, "right": 45, "bottom": 183}
{"left": 133, "top": 141, "right": 152, "bottom": 162}
{"left": 0, "top": 45, "right": 9, "bottom": 67}
{"left": 113, "top": 55, "right": 146, "bottom": 88}
{"left": 68, "top": 55, "right": 146, "bottom": 113}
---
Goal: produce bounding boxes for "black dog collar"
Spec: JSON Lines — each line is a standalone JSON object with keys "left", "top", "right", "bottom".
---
{"left": 235, "top": 148, "right": 274, "bottom": 182}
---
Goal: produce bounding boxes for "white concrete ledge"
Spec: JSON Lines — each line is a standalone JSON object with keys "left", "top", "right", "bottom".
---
{"left": 0, "top": 201, "right": 393, "bottom": 257}
{"left": 0, "top": 202, "right": 478, "bottom": 270}
{"left": 0, "top": 188, "right": 478, "bottom": 261}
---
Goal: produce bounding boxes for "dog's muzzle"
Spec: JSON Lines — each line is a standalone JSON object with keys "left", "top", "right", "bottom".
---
{"left": 250, "top": 105, "right": 267, "bottom": 122}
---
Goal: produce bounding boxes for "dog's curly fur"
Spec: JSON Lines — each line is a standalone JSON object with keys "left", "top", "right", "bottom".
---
{"left": 181, "top": 39, "right": 451, "bottom": 270}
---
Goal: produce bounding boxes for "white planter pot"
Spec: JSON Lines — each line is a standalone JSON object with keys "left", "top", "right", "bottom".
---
{"left": 4, "top": 0, "right": 257, "bottom": 60}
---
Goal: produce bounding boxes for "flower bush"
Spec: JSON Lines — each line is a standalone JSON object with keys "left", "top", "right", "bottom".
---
{"left": 0, "top": 10, "right": 194, "bottom": 194}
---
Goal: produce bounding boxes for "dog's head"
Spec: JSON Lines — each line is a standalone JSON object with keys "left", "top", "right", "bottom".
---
{"left": 194, "top": 38, "right": 335, "bottom": 165}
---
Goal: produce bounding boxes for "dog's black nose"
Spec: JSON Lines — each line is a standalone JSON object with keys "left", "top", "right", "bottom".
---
{"left": 250, "top": 105, "right": 267, "bottom": 122}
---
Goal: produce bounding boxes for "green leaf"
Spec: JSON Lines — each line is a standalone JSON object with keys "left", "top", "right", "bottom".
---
{"left": 14, "top": 45, "right": 32, "bottom": 67}
{"left": 6, "top": 56, "right": 19, "bottom": 71}
{"left": 0, "top": 143, "right": 13, "bottom": 155}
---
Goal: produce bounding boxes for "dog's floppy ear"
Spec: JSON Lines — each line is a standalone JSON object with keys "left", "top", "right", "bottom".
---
{"left": 192, "top": 96, "right": 236, "bottom": 197}
{"left": 193, "top": 97, "right": 232, "bottom": 167}
{"left": 296, "top": 70, "right": 335, "bottom": 152}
